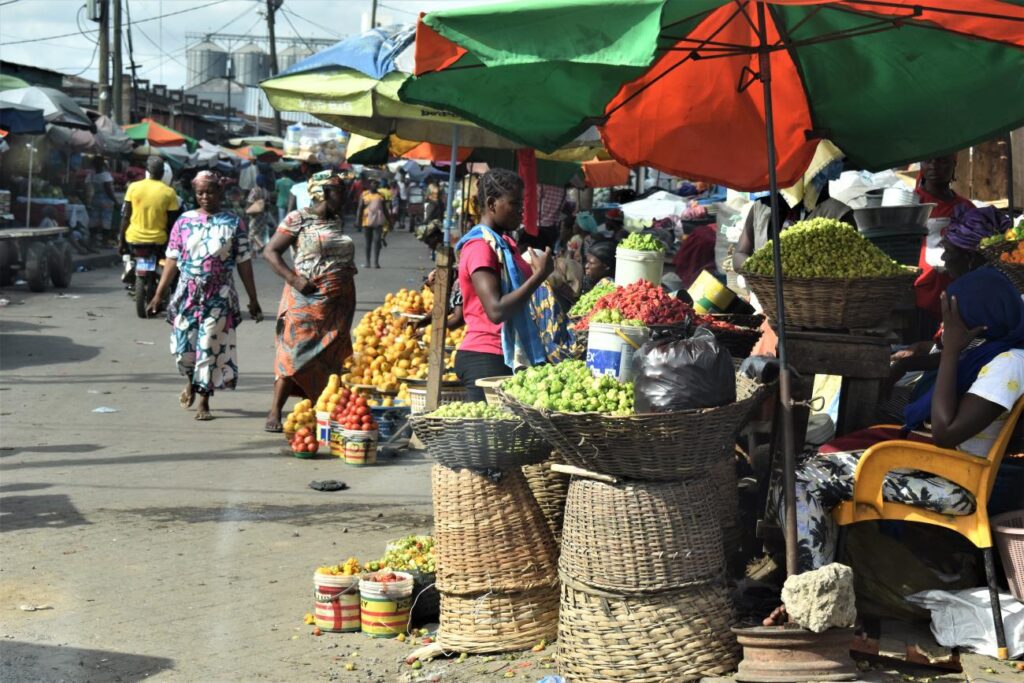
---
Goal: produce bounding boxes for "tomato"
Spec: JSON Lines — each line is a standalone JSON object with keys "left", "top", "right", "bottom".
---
{"left": 304, "top": 435, "right": 316, "bottom": 446}
{"left": 296, "top": 427, "right": 311, "bottom": 438}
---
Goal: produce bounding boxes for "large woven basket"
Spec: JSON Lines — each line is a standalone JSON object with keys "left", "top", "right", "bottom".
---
{"left": 561, "top": 476, "right": 724, "bottom": 594}
{"left": 981, "top": 243, "right": 1024, "bottom": 292}
{"left": 741, "top": 269, "right": 917, "bottom": 330}
{"left": 522, "top": 452, "right": 571, "bottom": 546}
{"left": 497, "top": 375, "right": 769, "bottom": 482}
{"left": 557, "top": 579, "right": 740, "bottom": 682}
{"left": 431, "top": 465, "right": 559, "bottom": 595}
{"left": 711, "top": 456, "right": 741, "bottom": 555}
{"left": 437, "top": 585, "right": 559, "bottom": 654}
{"left": 410, "top": 414, "right": 549, "bottom": 471}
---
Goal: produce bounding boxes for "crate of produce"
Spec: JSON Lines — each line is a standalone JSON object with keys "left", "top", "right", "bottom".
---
{"left": 740, "top": 217, "right": 917, "bottom": 331}
{"left": 560, "top": 476, "right": 724, "bottom": 593}
{"left": 499, "top": 363, "right": 769, "bottom": 482}
{"left": 696, "top": 314, "right": 764, "bottom": 359}
{"left": 408, "top": 385, "right": 468, "bottom": 414}
{"left": 431, "top": 465, "right": 558, "bottom": 595}
{"left": 411, "top": 402, "right": 548, "bottom": 471}
{"left": 557, "top": 579, "right": 739, "bottom": 682}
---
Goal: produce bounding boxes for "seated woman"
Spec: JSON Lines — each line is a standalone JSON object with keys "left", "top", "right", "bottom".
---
{"left": 582, "top": 240, "right": 616, "bottom": 293}
{"left": 769, "top": 266, "right": 1024, "bottom": 572}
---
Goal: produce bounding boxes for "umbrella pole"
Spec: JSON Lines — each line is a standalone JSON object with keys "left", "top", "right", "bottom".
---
{"left": 26, "top": 139, "right": 35, "bottom": 227}
{"left": 424, "top": 126, "right": 460, "bottom": 412}
{"left": 756, "top": 2, "right": 799, "bottom": 577}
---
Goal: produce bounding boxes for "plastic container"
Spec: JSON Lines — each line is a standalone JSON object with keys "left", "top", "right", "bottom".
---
{"left": 359, "top": 572, "right": 414, "bottom": 638}
{"left": 586, "top": 323, "right": 651, "bottom": 382}
{"left": 992, "top": 509, "right": 1024, "bottom": 601}
{"left": 329, "top": 420, "right": 345, "bottom": 457}
{"left": 313, "top": 572, "right": 361, "bottom": 632}
{"left": 371, "top": 405, "right": 411, "bottom": 441}
{"left": 860, "top": 227, "right": 927, "bottom": 266}
{"left": 615, "top": 247, "right": 664, "bottom": 287}
{"left": 688, "top": 270, "right": 736, "bottom": 314}
{"left": 316, "top": 411, "right": 331, "bottom": 448}
{"left": 475, "top": 376, "right": 510, "bottom": 406}
{"left": 342, "top": 429, "right": 378, "bottom": 466}
{"left": 409, "top": 386, "right": 468, "bottom": 414}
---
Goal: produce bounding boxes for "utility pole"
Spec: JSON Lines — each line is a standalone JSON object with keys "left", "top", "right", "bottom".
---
{"left": 370, "top": 0, "right": 378, "bottom": 29}
{"left": 124, "top": 0, "right": 139, "bottom": 122}
{"left": 97, "top": 0, "right": 110, "bottom": 116}
{"left": 265, "top": 0, "right": 283, "bottom": 136}
{"left": 112, "top": 0, "right": 123, "bottom": 123}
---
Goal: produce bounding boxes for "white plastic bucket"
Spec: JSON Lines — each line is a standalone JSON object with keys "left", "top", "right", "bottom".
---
{"left": 359, "top": 572, "right": 414, "bottom": 638}
{"left": 586, "top": 323, "right": 651, "bottom": 382}
{"left": 615, "top": 247, "right": 664, "bottom": 287}
{"left": 313, "top": 572, "right": 361, "bottom": 632}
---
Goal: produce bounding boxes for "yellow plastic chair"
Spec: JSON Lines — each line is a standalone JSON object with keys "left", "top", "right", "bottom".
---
{"left": 833, "top": 398, "right": 1024, "bottom": 661}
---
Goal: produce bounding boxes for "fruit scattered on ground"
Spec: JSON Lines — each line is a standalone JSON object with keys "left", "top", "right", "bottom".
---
{"left": 570, "top": 280, "right": 617, "bottom": 317}
{"left": 619, "top": 232, "right": 666, "bottom": 252}
{"left": 428, "top": 402, "right": 513, "bottom": 420}
{"left": 303, "top": 613, "right": 315, "bottom": 625}
{"left": 744, "top": 217, "right": 904, "bottom": 278}
{"left": 504, "top": 360, "right": 634, "bottom": 414}
{"left": 575, "top": 280, "right": 690, "bottom": 331}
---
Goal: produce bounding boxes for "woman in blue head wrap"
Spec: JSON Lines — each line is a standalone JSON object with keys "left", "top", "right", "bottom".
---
{"left": 769, "top": 265, "right": 1024, "bottom": 571}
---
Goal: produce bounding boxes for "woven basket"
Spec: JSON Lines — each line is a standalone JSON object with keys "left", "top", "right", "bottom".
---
{"left": 408, "top": 386, "right": 469, "bottom": 414}
{"left": 711, "top": 457, "right": 741, "bottom": 557}
{"left": 410, "top": 415, "right": 549, "bottom": 471}
{"left": 741, "top": 269, "right": 917, "bottom": 330}
{"left": 437, "top": 585, "right": 559, "bottom": 654}
{"left": 522, "top": 453, "right": 571, "bottom": 545}
{"left": 981, "top": 243, "right": 1024, "bottom": 292}
{"left": 498, "top": 375, "right": 769, "bottom": 482}
{"left": 560, "top": 477, "right": 724, "bottom": 593}
{"left": 431, "top": 465, "right": 559, "bottom": 595}
{"left": 557, "top": 579, "right": 740, "bottom": 682}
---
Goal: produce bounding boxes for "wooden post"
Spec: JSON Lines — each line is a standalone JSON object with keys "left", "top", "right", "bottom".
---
{"left": 423, "top": 247, "right": 453, "bottom": 412}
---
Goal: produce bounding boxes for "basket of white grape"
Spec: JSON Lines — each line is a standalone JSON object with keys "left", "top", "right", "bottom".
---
{"left": 409, "top": 401, "right": 549, "bottom": 471}
{"left": 497, "top": 360, "right": 770, "bottom": 481}
{"left": 740, "top": 217, "right": 918, "bottom": 331}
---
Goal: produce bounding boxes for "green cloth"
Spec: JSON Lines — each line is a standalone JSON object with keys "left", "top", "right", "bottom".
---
{"left": 275, "top": 177, "right": 295, "bottom": 210}
{"left": 401, "top": 0, "right": 1024, "bottom": 174}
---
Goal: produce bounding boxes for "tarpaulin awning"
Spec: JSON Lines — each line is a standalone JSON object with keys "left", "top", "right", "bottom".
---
{"left": 124, "top": 118, "right": 195, "bottom": 149}
{"left": 583, "top": 158, "right": 629, "bottom": 188}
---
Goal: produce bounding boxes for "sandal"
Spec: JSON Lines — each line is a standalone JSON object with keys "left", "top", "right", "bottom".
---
{"left": 194, "top": 410, "right": 213, "bottom": 421}
{"left": 179, "top": 387, "right": 195, "bottom": 410}
{"left": 264, "top": 419, "right": 283, "bottom": 433}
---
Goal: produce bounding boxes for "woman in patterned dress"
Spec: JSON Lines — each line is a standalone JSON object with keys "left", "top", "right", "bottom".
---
{"left": 767, "top": 266, "right": 1024, "bottom": 573}
{"left": 263, "top": 170, "right": 357, "bottom": 432}
{"left": 148, "top": 171, "right": 263, "bottom": 421}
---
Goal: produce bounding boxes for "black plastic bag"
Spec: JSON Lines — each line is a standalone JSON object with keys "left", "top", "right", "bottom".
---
{"left": 632, "top": 328, "right": 735, "bottom": 413}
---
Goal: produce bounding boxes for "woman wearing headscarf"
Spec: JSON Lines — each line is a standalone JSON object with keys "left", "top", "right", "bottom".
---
{"left": 582, "top": 240, "right": 616, "bottom": 293}
{"left": 263, "top": 170, "right": 356, "bottom": 432}
{"left": 768, "top": 265, "right": 1024, "bottom": 571}
{"left": 147, "top": 170, "right": 263, "bottom": 421}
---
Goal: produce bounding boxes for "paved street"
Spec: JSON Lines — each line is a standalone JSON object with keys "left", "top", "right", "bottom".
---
{"left": 0, "top": 230, "right": 548, "bottom": 682}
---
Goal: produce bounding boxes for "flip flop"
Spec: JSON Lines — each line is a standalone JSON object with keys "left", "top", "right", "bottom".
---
{"left": 179, "top": 387, "right": 195, "bottom": 410}
{"left": 194, "top": 410, "right": 213, "bottom": 421}
{"left": 264, "top": 420, "right": 283, "bottom": 433}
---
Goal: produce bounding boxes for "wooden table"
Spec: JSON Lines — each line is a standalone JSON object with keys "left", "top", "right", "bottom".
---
{"left": 783, "top": 329, "right": 893, "bottom": 443}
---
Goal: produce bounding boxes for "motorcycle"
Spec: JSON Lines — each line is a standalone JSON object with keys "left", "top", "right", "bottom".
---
{"left": 123, "top": 244, "right": 169, "bottom": 319}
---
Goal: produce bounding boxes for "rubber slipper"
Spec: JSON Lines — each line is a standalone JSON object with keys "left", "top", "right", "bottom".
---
{"left": 309, "top": 480, "right": 349, "bottom": 492}
{"left": 264, "top": 421, "right": 283, "bottom": 433}
{"left": 194, "top": 410, "right": 213, "bottom": 421}
{"left": 179, "top": 387, "right": 195, "bottom": 410}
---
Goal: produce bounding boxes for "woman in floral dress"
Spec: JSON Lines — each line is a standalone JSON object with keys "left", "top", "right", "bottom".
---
{"left": 148, "top": 171, "right": 263, "bottom": 421}
{"left": 263, "top": 170, "right": 357, "bottom": 432}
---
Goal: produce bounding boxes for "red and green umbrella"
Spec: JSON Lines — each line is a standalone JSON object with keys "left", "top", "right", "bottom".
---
{"left": 403, "top": 0, "right": 1024, "bottom": 191}
{"left": 123, "top": 117, "right": 196, "bottom": 150}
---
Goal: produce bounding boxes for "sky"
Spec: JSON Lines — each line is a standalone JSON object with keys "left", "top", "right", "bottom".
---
{"left": 0, "top": 0, "right": 502, "bottom": 88}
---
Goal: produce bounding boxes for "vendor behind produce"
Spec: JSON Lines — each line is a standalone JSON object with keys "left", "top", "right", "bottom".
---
{"left": 454, "top": 168, "right": 554, "bottom": 401}
{"left": 583, "top": 240, "right": 616, "bottom": 293}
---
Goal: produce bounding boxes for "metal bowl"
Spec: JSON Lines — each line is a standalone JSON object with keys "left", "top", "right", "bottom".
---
{"left": 853, "top": 203, "right": 935, "bottom": 233}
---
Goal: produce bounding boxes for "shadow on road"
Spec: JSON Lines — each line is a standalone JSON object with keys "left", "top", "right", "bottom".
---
{"left": 0, "top": 640, "right": 174, "bottom": 682}
{"left": 0, "top": 333, "right": 101, "bottom": 371}
{"left": 0, "top": 494, "right": 91, "bottom": 532}
{"left": 0, "top": 444, "right": 103, "bottom": 458}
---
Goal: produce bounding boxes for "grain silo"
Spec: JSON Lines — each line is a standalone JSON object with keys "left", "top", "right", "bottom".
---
{"left": 232, "top": 43, "right": 269, "bottom": 86}
{"left": 186, "top": 40, "right": 228, "bottom": 87}
{"left": 278, "top": 44, "right": 314, "bottom": 73}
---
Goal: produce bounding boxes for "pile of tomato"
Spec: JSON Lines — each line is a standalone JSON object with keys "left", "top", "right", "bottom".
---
{"left": 694, "top": 314, "right": 742, "bottom": 332}
{"left": 575, "top": 280, "right": 691, "bottom": 331}
{"left": 290, "top": 427, "right": 319, "bottom": 454}
{"left": 332, "top": 391, "right": 378, "bottom": 432}
{"left": 366, "top": 571, "right": 402, "bottom": 584}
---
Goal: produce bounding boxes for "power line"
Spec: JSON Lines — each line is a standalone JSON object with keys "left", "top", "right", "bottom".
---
{"left": 279, "top": 9, "right": 320, "bottom": 52}
{"left": 0, "top": 0, "right": 228, "bottom": 46}
{"left": 281, "top": 7, "right": 340, "bottom": 38}
{"left": 68, "top": 4, "right": 99, "bottom": 77}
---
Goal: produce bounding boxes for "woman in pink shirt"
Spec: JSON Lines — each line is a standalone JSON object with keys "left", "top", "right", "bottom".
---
{"left": 455, "top": 169, "right": 554, "bottom": 401}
